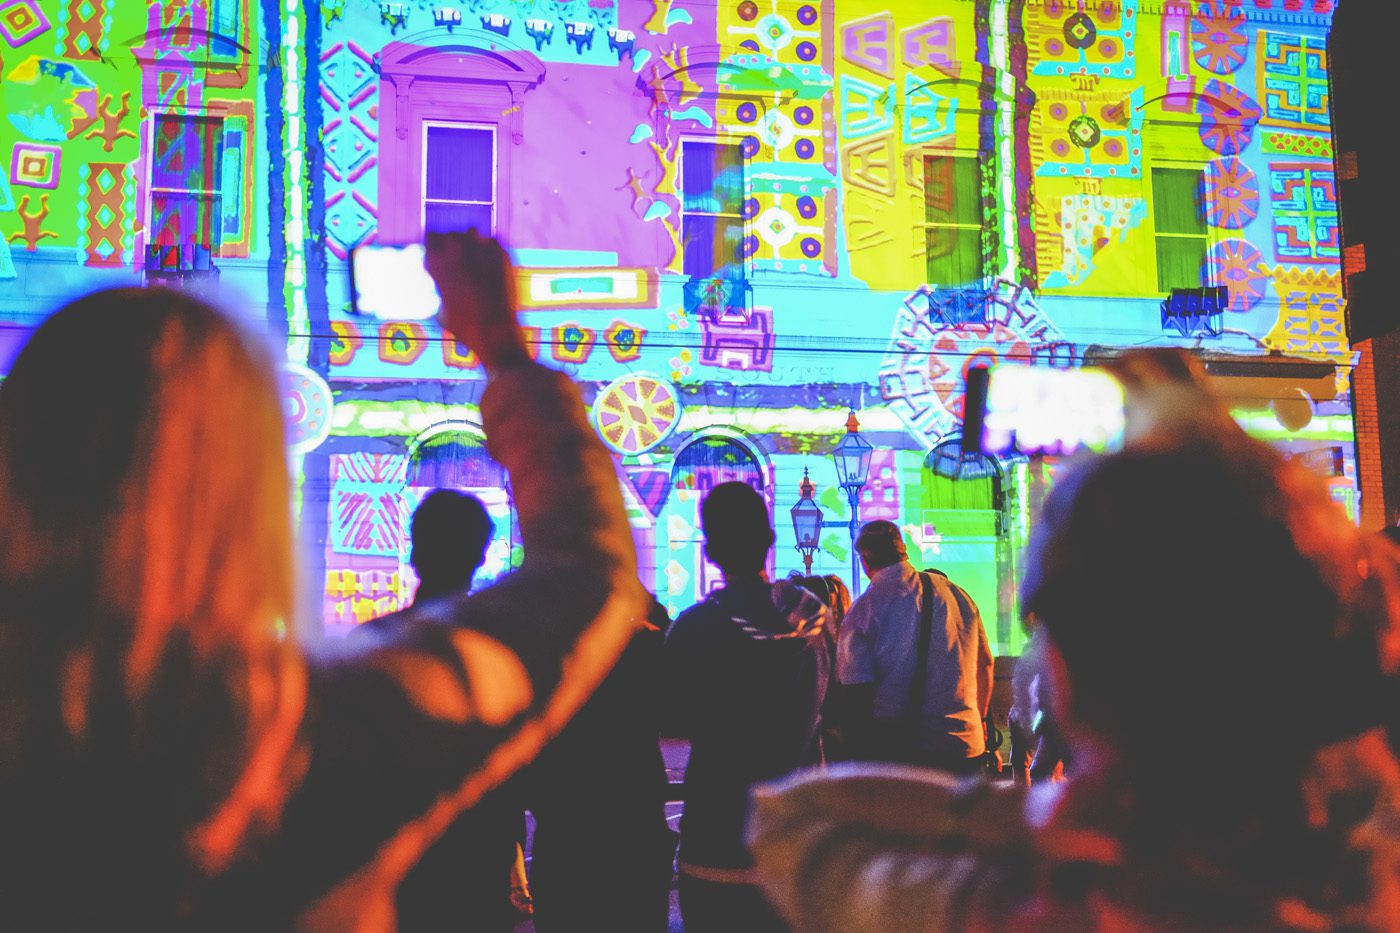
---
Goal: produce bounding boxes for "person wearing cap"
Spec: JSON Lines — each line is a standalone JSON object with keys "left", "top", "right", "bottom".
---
{"left": 835, "top": 520, "right": 993, "bottom": 774}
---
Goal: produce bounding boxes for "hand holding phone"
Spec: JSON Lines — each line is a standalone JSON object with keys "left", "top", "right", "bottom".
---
{"left": 351, "top": 243, "right": 441, "bottom": 321}
{"left": 425, "top": 231, "right": 528, "bottom": 373}
{"left": 965, "top": 363, "right": 1125, "bottom": 458}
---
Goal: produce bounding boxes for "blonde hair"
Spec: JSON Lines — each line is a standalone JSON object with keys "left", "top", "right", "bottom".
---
{"left": 0, "top": 288, "right": 305, "bottom": 893}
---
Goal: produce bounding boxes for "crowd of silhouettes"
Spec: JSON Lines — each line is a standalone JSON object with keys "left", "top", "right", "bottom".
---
{"left": 3, "top": 230, "right": 1400, "bottom": 932}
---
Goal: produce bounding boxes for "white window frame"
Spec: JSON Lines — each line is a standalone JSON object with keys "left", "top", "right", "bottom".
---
{"left": 678, "top": 136, "right": 746, "bottom": 279}
{"left": 145, "top": 109, "right": 226, "bottom": 253}
{"left": 420, "top": 120, "right": 498, "bottom": 235}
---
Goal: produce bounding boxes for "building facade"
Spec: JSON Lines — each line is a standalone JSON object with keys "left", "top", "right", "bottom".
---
{"left": 0, "top": 0, "right": 1352, "bottom": 653}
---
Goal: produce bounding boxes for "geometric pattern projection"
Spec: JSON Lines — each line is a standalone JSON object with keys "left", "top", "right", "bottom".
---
{"left": 63, "top": 0, "right": 106, "bottom": 59}
{"left": 1036, "top": 88, "right": 1144, "bottom": 179}
{"left": 0, "top": 0, "right": 50, "bottom": 47}
{"left": 722, "top": 0, "right": 838, "bottom": 276}
{"left": 1030, "top": 0, "right": 1138, "bottom": 79}
{"left": 594, "top": 373, "right": 681, "bottom": 455}
{"left": 1202, "top": 156, "right": 1259, "bottom": 229}
{"left": 330, "top": 452, "right": 407, "bottom": 557}
{"left": 1262, "top": 265, "right": 1348, "bottom": 363}
{"left": 880, "top": 279, "right": 1072, "bottom": 447}
{"left": 1258, "top": 31, "right": 1328, "bottom": 130}
{"left": 1269, "top": 161, "right": 1340, "bottom": 264}
{"left": 1191, "top": 0, "right": 1248, "bottom": 74}
{"left": 81, "top": 162, "right": 127, "bottom": 268}
{"left": 321, "top": 40, "right": 380, "bottom": 260}
{"left": 10, "top": 142, "right": 60, "bottom": 188}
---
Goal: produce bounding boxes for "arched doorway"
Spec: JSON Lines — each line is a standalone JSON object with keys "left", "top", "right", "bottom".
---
{"left": 662, "top": 430, "right": 769, "bottom": 616}
{"left": 403, "top": 421, "right": 518, "bottom": 597}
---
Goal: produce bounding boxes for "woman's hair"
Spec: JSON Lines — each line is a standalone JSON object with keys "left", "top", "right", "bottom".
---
{"left": 0, "top": 288, "right": 305, "bottom": 915}
{"left": 822, "top": 575, "right": 851, "bottom": 627}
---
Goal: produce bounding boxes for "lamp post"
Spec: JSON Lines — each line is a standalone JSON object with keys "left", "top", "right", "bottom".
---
{"left": 832, "top": 410, "right": 874, "bottom": 596}
{"left": 789, "top": 467, "right": 825, "bottom": 576}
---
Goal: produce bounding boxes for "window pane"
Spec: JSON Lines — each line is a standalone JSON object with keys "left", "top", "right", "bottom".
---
{"left": 1152, "top": 168, "right": 1204, "bottom": 235}
{"left": 926, "top": 226, "right": 981, "bottom": 287}
{"left": 683, "top": 215, "right": 743, "bottom": 278}
{"left": 682, "top": 141, "right": 744, "bottom": 215}
{"left": 151, "top": 191, "right": 221, "bottom": 249}
{"left": 153, "top": 115, "right": 223, "bottom": 193}
{"left": 924, "top": 155, "right": 980, "bottom": 226}
{"left": 425, "top": 126, "right": 494, "bottom": 203}
{"left": 425, "top": 202, "right": 492, "bottom": 235}
{"left": 210, "top": 0, "right": 241, "bottom": 55}
{"left": 1155, "top": 235, "right": 1208, "bottom": 292}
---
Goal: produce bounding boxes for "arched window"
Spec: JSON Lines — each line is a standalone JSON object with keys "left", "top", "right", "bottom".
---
{"left": 673, "top": 435, "right": 765, "bottom": 496}
{"left": 405, "top": 423, "right": 516, "bottom": 589}
{"left": 663, "top": 432, "right": 769, "bottom": 613}
{"left": 408, "top": 430, "right": 506, "bottom": 489}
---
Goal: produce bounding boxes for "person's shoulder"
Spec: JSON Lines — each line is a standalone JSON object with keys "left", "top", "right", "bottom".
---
{"left": 667, "top": 596, "right": 727, "bottom": 641}
{"left": 343, "top": 609, "right": 411, "bottom": 644}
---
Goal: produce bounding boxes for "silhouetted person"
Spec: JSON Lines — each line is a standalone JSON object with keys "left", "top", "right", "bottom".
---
{"left": 522, "top": 592, "right": 675, "bottom": 931}
{"left": 350, "top": 489, "right": 518, "bottom": 932}
{"left": 409, "top": 489, "right": 494, "bottom": 603}
{"left": 665, "top": 482, "right": 829, "bottom": 933}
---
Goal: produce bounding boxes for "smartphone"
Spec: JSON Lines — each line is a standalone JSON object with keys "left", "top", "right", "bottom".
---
{"left": 963, "top": 363, "right": 1125, "bottom": 457}
{"left": 350, "top": 243, "right": 441, "bottom": 321}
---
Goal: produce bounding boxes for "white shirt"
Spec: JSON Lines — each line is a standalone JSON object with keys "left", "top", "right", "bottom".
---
{"left": 837, "top": 560, "right": 989, "bottom": 758}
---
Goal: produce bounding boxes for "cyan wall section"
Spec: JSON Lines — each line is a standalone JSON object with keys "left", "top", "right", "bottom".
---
{"left": 0, "top": 0, "right": 1351, "bottom": 654}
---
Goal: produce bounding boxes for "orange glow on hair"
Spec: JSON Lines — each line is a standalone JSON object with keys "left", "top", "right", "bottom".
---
{"left": 0, "top": 287, "right": 305, "bottom": 869}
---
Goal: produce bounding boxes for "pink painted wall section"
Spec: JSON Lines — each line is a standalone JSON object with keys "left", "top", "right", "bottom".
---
{"left": 512, "top": 60, "right": 665, "bottom": 266}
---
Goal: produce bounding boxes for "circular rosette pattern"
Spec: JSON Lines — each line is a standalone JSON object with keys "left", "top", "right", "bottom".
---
{"left": 594, "top": 373, "right": 682, "bottom": 455}
{"left": 1203, "top": 157, "right": 1259, "bottom": 229}
{"left": 1203, "top": 238, "right": 1267, "bottom": 313}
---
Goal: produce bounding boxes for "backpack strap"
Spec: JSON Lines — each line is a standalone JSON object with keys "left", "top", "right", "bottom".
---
{"left": 905, "top": 572, "right": 936, "bottom": 730}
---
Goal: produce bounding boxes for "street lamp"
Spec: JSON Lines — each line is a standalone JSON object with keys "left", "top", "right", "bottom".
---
{"left": 789, "top": 467, "right": 825, "bottom": 576}
{"left": 832, "top": 409, "right": 874, "bottom": 596}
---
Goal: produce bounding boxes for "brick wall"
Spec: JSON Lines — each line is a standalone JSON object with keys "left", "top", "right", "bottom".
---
{"left": 1353, "top": 340, "right": 1386, "bottom": 532}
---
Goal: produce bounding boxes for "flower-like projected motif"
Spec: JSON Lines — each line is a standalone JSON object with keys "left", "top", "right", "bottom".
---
{"left": 1203, "top": 238, "right": 1266, "bottom": 312}
{"left": 1069, "top": 115, "right": 1101, "bottom": 148}
{"left": 594, "top": 373, "right": 681, "bottom": 455}
{"left": 1191, "top": 1, "right": 1248, "bottom": 74}
{"left": 1064, "top": 12, "right": 1097, "bottom": 50}
{"left": 1197, "top": 80, "right": 1261, "bottom": 156}
{"left": 755, "top": 13, "right": 794, "bottom": 52}
{"left": 1203, "top": 156, "right": 1259, "bottom": 229}
{"left": 283, "top": 362, "right": 334, "bottom": 454}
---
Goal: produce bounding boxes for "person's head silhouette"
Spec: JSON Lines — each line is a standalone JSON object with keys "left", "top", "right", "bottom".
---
{"left": 409, "top": 489, "right": 494, "bottom": 602}
{"left": 701, "top": 482, "right": 774, "bottom": 581}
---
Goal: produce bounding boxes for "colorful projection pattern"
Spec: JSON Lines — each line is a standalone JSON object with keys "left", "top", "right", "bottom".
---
{"left": 0, "top": 1, "right": 1351, "bottom": 654}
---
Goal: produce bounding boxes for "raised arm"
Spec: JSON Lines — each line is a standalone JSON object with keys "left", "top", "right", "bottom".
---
{"left": 269, "top": 235, "right": 644, "bottom": 924}
{"left": 418, "top": 229, "right": 646, "bottom": 757}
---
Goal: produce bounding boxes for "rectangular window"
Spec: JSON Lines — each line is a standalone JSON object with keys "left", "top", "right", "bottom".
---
{"left": 209, "top": 0, "right": 242, "bottom": 57}
{"left": 1152, "top": 167, "right": 1209, "bottom": 293}
{"left": 150, "top": 113, "right": 225, "bottom": 253}
{"left": 680, "top": 140, "right": 745, "bottom": 279}
{"left": 421, "top": 123, "right": 495, "bottom": 235}
{"left": 923, "top": 154, "right": 982, "bottom": 286}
